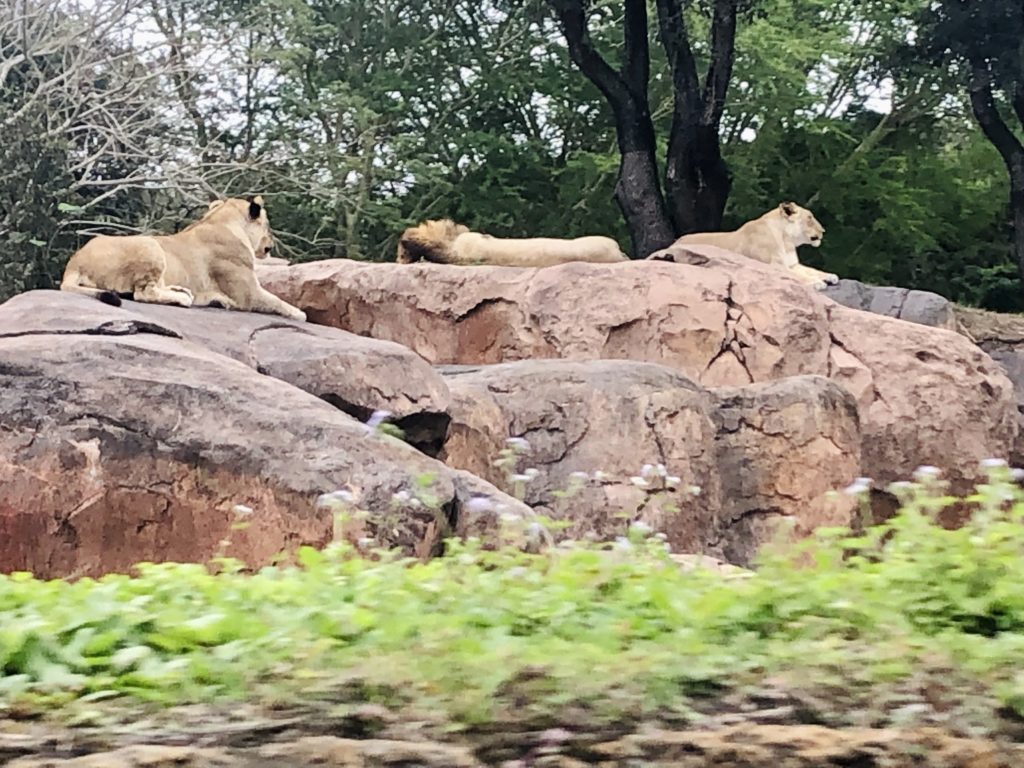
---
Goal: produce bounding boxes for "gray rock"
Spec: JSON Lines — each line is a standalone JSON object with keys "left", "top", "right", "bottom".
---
{"left": 822, "top": 279, "right": 959, "bottom": 331}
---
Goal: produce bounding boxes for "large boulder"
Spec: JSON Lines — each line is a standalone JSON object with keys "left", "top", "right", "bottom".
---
{"left": 0, "top": 294, "right": 525, "bottom": 579}
{"left": 439, "top": 360, "right": 860, "bottom": 566}
{"left": 712, "top": 376, "right": 862, "bottom": 565}
{"left": 439, "top": 360, "right": 724, "bottom": 556}
{"left": 0, "top": 291, "right": 451, "bottom": 456}
{"left": 258, "top": 250, "right": 1017, "bottom": 498}
{"left": 822, "top": 279, "right": 960, "bottom": 332}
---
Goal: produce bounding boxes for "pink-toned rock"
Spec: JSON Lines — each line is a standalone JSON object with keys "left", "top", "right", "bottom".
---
{"left": 954, "top": 306, "right": 1024, "bottom": 466}
{"left": 439, "top": 360, "right": 860, "bottom": 565}
{"left": 0, "top": 301, "right": 526, "bottom": 578}
{"left": 0, "top": 291, "right": 452, "bottom": 456}
{"left": 259, "top": 250, "right": 1016, "bottom": 500}
{"left": 439, "top": 360, "right": 723, "bottom": 555}
{"left": 712, "top": 376, "right": 861, "bottom": 564}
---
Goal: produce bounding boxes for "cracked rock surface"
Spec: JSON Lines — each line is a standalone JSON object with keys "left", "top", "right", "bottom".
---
{"left": 439, "top": 360, "right": 859, "bottom": 565}
{"left": 440, "top": 360, "right": 723, "bottom": 556}
{"left": 712, "top": 376, "right": 861, "bottom": 565}
{"left": 259, "top": 250, "right": 1016, "bottom": 498}
{"left": 0, "top": 293, "right": 525, "bottom": 578}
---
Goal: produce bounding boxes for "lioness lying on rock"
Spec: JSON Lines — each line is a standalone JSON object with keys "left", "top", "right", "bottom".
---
{"left": 396, "top": 219, "right": 629, "bottom": 267}
{"left": 61, "top": 196, "right": 306, "bottom": 321}
{"left": 651, "top": 202, "right": 840, "bottom": 290}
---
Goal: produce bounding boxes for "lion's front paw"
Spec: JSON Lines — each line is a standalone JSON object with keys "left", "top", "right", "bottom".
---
{"left": 166, "top": 286, "right": 194, "bottom": 307}
{"left": 810, "top": 274, "right": 840, "bottom": 291}
{"left": 287, "top": 307, "right": 307, "bottom": 322}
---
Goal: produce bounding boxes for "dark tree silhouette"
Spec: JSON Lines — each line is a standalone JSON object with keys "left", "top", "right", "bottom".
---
{"left": 547, "top": 0, "right": 747, "bottom": 257}
{"left": 922, "top": 1, "right": 1024, "bottom": 284}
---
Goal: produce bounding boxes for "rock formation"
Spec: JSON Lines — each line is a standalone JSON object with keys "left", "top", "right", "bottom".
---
{"left": 822, "top": 278, "right": 960, "bottom": 332}
{"left": 0, "top": 293, "right": 524, "bottom": 578}
{"left": 258, "top": 247, "right": 1016, "bottom": 502}
{"left": 440, "top": 361, "right": 859, "bottom": 566}
{"left": 2, "top": 238, "right": 1018, "bottom": 577}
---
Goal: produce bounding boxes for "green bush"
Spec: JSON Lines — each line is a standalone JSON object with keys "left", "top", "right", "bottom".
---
{"left": 3, "top": 463, "right": 1024, "bottom": 734}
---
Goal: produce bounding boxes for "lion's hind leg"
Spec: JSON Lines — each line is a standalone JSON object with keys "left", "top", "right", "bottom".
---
{"left": 124, "top": 242, "right": 194, "bottom": 308}
{"left": 135, "top": 283, "right": 195, "bottom": 307}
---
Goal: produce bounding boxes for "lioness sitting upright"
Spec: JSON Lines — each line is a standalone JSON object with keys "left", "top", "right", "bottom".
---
{"left": 396, "top": 219, "right": 629, "bottom": 267}
{"left": 651, "top": 202, "right": 839, "bottom": 290}
{"left": 60, "top": 196, "right": 306, "bottom": 321}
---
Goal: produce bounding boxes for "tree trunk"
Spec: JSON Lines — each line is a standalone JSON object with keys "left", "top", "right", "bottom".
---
{"left": 614, "top": 113, "right": 676, "bottom": 258}
{"left": 655, "top": 0, "right": 737, "bottom": 235}
{"left": 1011, "top": 155, "right": 1024, "bottom": 285}
{"left": 967, "top": 64, "right": 1024, "bottom": 286}
{"left": 664, "top": 119, "right": 731, "bottom": 233}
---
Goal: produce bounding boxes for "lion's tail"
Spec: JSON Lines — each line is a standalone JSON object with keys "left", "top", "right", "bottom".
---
{"left": 60, "top": 269, "right": 122, "bottom": 307}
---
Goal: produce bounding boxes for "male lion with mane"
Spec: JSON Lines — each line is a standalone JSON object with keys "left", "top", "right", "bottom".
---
{"left": 651, "top": 202, "right": 839, "bottom": 290}
{"left": 60, "top": 196, "right": 306, "bottom": 321}
{"left": 396, "top": 219, "right": 629, "bottom": 267}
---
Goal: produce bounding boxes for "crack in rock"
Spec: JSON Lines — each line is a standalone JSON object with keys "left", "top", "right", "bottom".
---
{"left": 451, "top": 296, "right": 514, "bottom": 323}
{"left": 703, "top": 280, "right": 754, "bottom": 383}
{"left": 0, "top": 320, "right": 181, "bottom": 340}
{"left": 827, "top": 329, "right": 888, "bottom": 408}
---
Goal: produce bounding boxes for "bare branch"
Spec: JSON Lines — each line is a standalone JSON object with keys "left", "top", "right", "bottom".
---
{"left": 621, "top": 0, "right": 649, "bottom": 94}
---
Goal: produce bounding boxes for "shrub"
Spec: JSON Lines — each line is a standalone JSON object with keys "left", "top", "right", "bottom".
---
{"left": 2, "top": 462, "right": 1024, "bottom": 736}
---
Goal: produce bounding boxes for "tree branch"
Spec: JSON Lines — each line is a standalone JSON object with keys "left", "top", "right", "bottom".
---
{"left": 654, "top": 0, "right": 701, "bottom": 117}
{"left": 969, "top": 63, "right": 1024, "bottom": 168}
{"left": 621, "top": 0, "right": 649, "bottom": 94}
{"left": 1013, "top": 83, "right": 1024, "bottom": 130}
{"left": 702, "top": 0, "right": 738, "bottom": 126}
{"left": 148, "top": 0, "right": 210, "bottom": 149}
{"left": 548, "top": 0, "right": 632, "bottom": 110}
{"left": 806, "top": 80, "right": 943, "bottom": 208}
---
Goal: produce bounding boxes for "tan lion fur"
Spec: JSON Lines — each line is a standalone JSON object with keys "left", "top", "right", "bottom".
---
{"left": 652, "top": 202, "right": 839, "bottom": 290}
{"left": 61, "top": 196, "right": 306, "bottom": 321}
{"left": 396, "top": 219, "right": 628, "bottom": 267}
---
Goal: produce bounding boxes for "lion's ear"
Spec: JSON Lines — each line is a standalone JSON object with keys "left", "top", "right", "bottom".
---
{"left": 208, "top": 199, "right": 225, "bottom": 211}
{"left": 780, "top": 202, "right": 797, "bottom": 217}
{"left": 247, "top": 195, "right": 263, "bottom": 220}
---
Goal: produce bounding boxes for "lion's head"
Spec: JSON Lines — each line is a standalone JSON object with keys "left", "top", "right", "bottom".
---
{"left": 778, "top": 202, "right": 824, "bottom": 248}
{"left": 205, "top": 196, "right": 275, "bottom": 258}
{"left": 396, "top": 218, "right": 471, "bottom": 263}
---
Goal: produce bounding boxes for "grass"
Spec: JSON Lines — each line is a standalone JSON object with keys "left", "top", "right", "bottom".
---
{"left": 3, "top": 463, "right": 1024, "bottom": 740}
